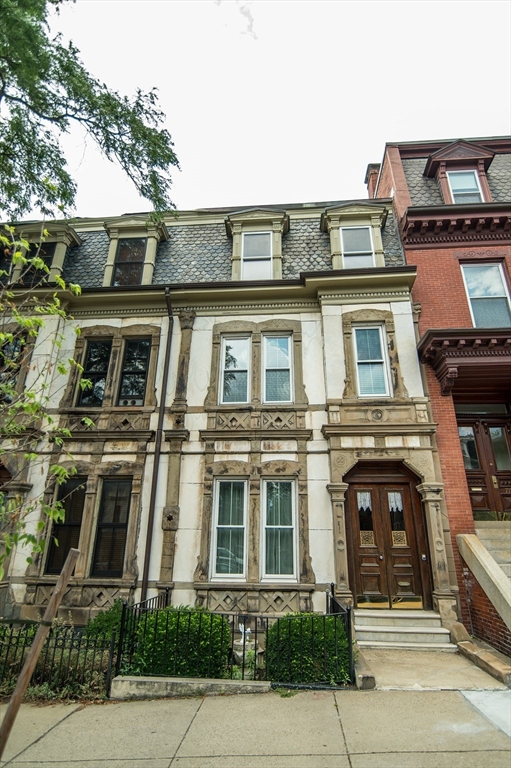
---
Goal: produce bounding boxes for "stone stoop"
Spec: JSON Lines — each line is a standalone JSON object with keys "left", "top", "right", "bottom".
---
{"left": 354, "top": 609, "right": 457, "bottom": 652}
{"left": 475, "top": 522, "right": 511, "bottom": 580}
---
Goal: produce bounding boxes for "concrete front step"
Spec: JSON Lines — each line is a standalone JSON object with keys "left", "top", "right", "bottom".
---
{"left": 355, "top": 625, "right": 451, "bottom": 645}
{"left": 353, "top": 609, "right": 457, "bottom": 652}
{"left": 354, "top": 609, "right": 442, "bottom": 627}
{"left": 357, "top": 640, "right": 457, "bottom": 652}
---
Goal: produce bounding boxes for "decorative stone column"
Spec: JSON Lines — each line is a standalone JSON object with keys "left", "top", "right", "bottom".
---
{"left": 327, "top": 482, "right": 352, "bottom": 602}
{"left": 417, "top": 482, "right": 458, "bottom": 622}
{"left": 171, "top": 311, "right": 196, "bottom": 413}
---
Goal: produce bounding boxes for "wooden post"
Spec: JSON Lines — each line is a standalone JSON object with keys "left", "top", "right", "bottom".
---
{"left": 0, "top": 548, "right": 79, "bottom": 759}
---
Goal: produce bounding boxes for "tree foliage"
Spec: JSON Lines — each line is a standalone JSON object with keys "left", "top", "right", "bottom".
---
{"left": 0, "top": 0, "right": 179, "bottom": 219}
{"left": 0, "top": 226, "right": 89, "bottom": 581}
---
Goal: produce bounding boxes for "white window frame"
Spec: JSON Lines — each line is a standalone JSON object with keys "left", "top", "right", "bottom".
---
{"left": 211, "top": 479, "right": 248, "bottom": 581}
{"left": 341, "top": 226, "right": 375, "bottom": 269}
{"left": 461, "top": 263, "right": 511, "bottom": 328}
{"left": 241, "top": 231, "right": 273, "bottom": 280}
{"left": 353, "top": 325, "right": 391, "bottom": 398}
{"left": 219, "top": 335, "right": 251, "bottom": 405}
{"left": 447, "top": 170, "right": 484, "bottom": 205}
{"left": 261, "top": 479, "right": 298, "bottom": 582}
{"left": 262, "top": 334, "right": 293, "bottom": 404}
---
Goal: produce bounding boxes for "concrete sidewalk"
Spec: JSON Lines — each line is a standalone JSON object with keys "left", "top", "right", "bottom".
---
{"left": 1, "top": 687, "right": 510, "bottom": 768}
{"left": 1, "top": 650, "right": 510, "bottom": 767}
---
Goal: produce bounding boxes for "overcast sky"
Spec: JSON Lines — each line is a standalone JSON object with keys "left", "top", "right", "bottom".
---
{"left": 49, "top": 0, "right": 511, "bottom": 218}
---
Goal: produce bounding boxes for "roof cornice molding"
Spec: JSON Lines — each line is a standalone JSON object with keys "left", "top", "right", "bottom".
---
{"left": 389, "top": 136, "right": 511, "bottom": 159}
{"left": 401, "top": 203, "right": 511, "bottom": 248}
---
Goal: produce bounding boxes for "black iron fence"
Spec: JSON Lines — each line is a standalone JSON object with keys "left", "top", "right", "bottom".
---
{"left": 115, "top": 588, "right": 354, "bottom": 686}
{"left": 0, "top": 622, "right": 114, "bottom": 698}
{"left": 326, "top": 582, "right": 354, "bottom": 683}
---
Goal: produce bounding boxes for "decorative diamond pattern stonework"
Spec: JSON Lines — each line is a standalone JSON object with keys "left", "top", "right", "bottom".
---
{"left": 216, "top": 412, "right": 251, "bottom": 431}
{"left": 108, "top": 413, "right": 150, "bottom": 431}
{"left": 33, "top": 584, "right": 126, "bottom": 608}
{"left": 259, "top": 591, "right": 299, "bottom": 613}
{"left": 261, "top": 412, "right": 296, "bottom": 430}
{"left": 207, "top": 591, "right": 248, "bottom": 612}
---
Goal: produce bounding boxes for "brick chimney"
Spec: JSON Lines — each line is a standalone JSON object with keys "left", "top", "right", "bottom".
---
{"left": 364, "top": 163, "right": 380, "bottom": 199}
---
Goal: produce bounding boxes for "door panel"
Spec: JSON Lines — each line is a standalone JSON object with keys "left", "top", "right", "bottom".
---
{"left": 458, "top": 417, "right": 511, "bottom": 520}
{"left": 349, "top": 481, "right": 425, "bottom": 609}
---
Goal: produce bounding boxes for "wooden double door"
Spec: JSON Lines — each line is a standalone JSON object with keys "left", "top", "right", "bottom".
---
{"left": 346, "top": 463, "right": 432, "bottom": 610}
{"left": 457, "top": 415, "right": 511, "bottom": 520}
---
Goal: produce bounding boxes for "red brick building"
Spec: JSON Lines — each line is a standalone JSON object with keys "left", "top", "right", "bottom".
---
{"left": 367, "top": 137, "right": 511, "bottom": 655}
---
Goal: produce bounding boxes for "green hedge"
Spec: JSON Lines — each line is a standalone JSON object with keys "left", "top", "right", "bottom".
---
{"left": 127, "top": 607, "right": 231, "bottom": 679}
{"left": 265, "top": 613, "right": 350, "bottom": 684}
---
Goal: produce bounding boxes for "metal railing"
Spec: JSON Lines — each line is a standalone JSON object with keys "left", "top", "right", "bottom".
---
{"left": 326, "top": 582, "right": 354, "bottom": 683}
{"left": 0, "top": 622, "right": 114, "bottom": 698}
{"left": 114, "top": 588, "right": 353, "bottom": 686}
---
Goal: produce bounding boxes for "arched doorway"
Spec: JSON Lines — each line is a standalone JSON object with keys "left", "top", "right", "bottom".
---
{"left": 345, "top": 461, "right": 432, "bottom": 610}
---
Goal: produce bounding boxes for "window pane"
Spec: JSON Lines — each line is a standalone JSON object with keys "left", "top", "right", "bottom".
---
{"left": 45, "top": 477, "right": 86, "bottom": 575}
{"left": 116, "top": 238, "right": 146, "bottom": 262}
{"left": 342, "top": 227, "right": 372, "bottom": 253}
{"left": 355, "top": 328, "right": 382, "bottom": 361}
{"left": 224, "top": 338, "right": 249, "bottom": 370}
{"left": 344, "top": 254, "right": 374, "bottom": 269}
{"left": 265, "top": 337, "right": 290, "bottom": 369}
{"left": 117, "top": 339, "right": 150, "bottom": 405}
{"left": 244, "top": 233, "right": 271, "bottom": 259}
{"left": 113, "top": 262, "right": 144, "bottom": 286}
{"left": 78, "top": 340, "right": 112, "bottom": 407}
{"left": 471, "top": 298, "right": 511, "bottom": 328}
{"left": 222, "top": 338, "right": 249, "bottom": 403}
{"left": 216, "top": 529, "right": 244, "bottom": 574}
{"left": 218, "top": 482, "right": 244, "bottom": 526}
{"left": 464, "top": 265, "right": 507, "bottom": 298}
{"left": 357, "top": 491, "right": 373, "bottom": 531}
{"left": 266, "top": 482, "right": 292, "bottom": 526}
{"left": 266, "top": 529, "right": 293, "bottom": 575}
{"left": 92, "top": 479, "right": 131, "bottom": 577}
{"left": 242, "top": 258, "right": 272, "bottom": 280}
{"left": 458, "top": 426, "right": 480, "bottom": 469}
{"left": 489, "top": 427, "right": 511, "bottom": 471}
{"left": 358, "top": 363, "right": 386, "bottom": 395}
{"left": 265, "top": 370, "right": 290, "bottom": 401}
{"left": 449, "top": 171, "right": 479, "bottom": 192}
{"left": 387, "top": 491, "right": 405, "bottom": 531}
{"left": 223, "top": 371, "right": 248, "bottom": 402}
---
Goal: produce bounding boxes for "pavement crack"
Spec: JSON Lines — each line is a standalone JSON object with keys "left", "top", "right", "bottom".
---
{"left": 3, "top": 703, "right": 86, "bottom": 766}
{"left": 333, "top": 691, "right": 353, "bottom": 768}
{"left": 167, "top": 696, "right": 205, "bottom": 768}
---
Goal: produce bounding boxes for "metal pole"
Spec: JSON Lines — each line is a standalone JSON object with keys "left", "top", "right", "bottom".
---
{"left": 0, "top": 548, "right": 79, "bottom": 759}
{"left": 141, "top": 288, "right": 174, "bottom": 602}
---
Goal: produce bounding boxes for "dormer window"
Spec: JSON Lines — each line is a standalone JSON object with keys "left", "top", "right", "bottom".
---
{"left": 104, "top": 218, "right": 168, "bottom": 287}
{"left": 242, "top": 232, "right": 272, "bottom": 279}
{"left": 341, "top": 227, "right": 374, "bottom": 268}
{"left": 423, "top": 140, "right": 494, "bottom": 205}
{"left": 112, "top": 238, "right": 147, "bottom": 286}
{"left": 447, "top": 171, "right": 483, "bottom": 205}
{"left": 225, "top": 209, "right": 289, "bottom": 281}
{"left": 320, "top": 204, "right": 387, "bottom": 270}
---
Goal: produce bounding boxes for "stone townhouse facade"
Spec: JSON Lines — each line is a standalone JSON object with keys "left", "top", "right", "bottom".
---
{"left": 2, "top": 194, "right": 462, "bottom": 627}
{"left": 366, "top": 136, "right": 511, "bottom": 654}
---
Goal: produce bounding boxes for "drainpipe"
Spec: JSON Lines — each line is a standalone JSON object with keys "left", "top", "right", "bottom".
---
{"left": 140, "top": 287, "right": 174, "bottom": 602}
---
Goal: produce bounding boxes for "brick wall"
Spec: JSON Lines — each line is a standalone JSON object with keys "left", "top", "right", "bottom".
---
{"left": 463, "top": 562, "right": 511, "bottom": 658}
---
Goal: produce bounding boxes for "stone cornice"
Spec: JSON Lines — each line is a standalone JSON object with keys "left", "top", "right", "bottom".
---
{"left": 199, "top": 429, "right": 312, "bottom": 442}
{"left": 401, "top": 203, "right": 511, "bottom": 248}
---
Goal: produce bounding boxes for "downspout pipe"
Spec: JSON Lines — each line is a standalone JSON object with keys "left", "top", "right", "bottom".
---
{"left": 140, "top": 287, "right": 174, "bottom": 602}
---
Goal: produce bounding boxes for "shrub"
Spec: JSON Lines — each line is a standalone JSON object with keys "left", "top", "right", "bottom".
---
{"left": 265, "top": 613, "right": 350, "bottom": 684}
{"left": 84, "top": 599, "right": 124, "bottom": 638}
{"left": 127, "top": 607, "right": 231, "bottom": 679}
